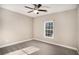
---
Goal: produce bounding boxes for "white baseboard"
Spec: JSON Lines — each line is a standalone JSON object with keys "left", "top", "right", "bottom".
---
{"left": 32, "top": 38, "right": 78, "bottom": 51}
{"left": 0, "top": 39, "right": 32, "bottom": 48}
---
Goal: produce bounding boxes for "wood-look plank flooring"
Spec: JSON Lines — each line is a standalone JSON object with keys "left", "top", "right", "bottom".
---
{"left": 0, "top": 40, "right": 78, "bottom": 55}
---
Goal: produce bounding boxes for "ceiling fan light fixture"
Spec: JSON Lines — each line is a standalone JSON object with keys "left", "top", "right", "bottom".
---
{"left": 33, "top": 10, "right": 38, "bottom": 14}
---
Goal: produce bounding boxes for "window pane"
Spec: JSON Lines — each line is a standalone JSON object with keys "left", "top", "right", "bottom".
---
{"left": 47, "top": 33, "right": 52, "bottom": 37}
{"left": 50, "top": 22, "right": 53, "bottom": 29}
{"left": 50, "top": 30, "right": 53, "bottom": 34}
{"left": 46, "top": 23, "right": 51, "bottom": 29}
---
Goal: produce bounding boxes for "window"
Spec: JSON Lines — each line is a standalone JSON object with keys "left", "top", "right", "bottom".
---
{"left": 44, "top": 21, "right": 54, "bottom": 38}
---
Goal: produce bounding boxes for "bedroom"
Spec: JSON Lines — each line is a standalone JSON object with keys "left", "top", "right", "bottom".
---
{"left": 0, "top": 4, "right": 79, "bottom": 55}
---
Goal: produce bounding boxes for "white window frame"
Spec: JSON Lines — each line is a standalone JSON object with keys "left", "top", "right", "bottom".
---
{"left": 44, "top": 21, "right": 54, "bottom": 39}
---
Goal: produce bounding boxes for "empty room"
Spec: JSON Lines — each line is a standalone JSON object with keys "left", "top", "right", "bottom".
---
{"left": 0, "top": 4, "right": 79, "bottom": 55}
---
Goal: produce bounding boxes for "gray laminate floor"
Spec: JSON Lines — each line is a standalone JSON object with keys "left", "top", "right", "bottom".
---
{"left": 0, "top": 40, "right": 78, "bottom": 55}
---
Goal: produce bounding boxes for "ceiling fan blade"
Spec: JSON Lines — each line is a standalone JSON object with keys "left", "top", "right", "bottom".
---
{"left": 38, "top": 9, "right": 47, "bottom": 12}
{"left": 33, "top": 4, "right": 37, "bottom": 9}
{"left": 33, "top": 4, "right": 37, "bottom": 7}
{"left": 27, "top": 11, "right": 33, "bottom": 13}
{"left": 38, "top": 4, "right": 42, "bottom": 8}
{"left": 25, "top": 6, "right": 33, "bottom": 9}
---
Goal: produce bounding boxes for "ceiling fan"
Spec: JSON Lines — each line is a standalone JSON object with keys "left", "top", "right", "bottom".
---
{"left": 24, "top": 4, "right": 47, "bottom": 14}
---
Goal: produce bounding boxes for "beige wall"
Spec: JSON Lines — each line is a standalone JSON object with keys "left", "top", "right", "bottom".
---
{"left": 0, "top": 8, "right": 32, "bottom": 47}
{"left": 77, "top": 7, "right": 79, "bottom": 52}
{"left": 33, "top": 9, "right": 77, "bottom": 48}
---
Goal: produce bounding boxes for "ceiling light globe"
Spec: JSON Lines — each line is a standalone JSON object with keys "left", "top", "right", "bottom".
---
{"left": 34, "top": 10, "right": 38, "bottom": 14}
